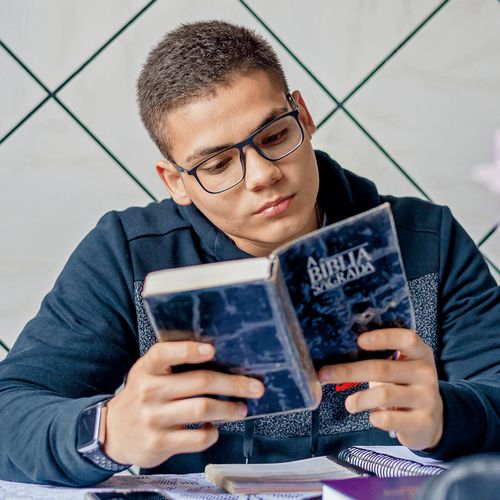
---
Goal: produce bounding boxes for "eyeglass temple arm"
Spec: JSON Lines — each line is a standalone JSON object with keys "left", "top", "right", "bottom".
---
{"left": 287, "top": 93, "right": 298, "bottom": 108}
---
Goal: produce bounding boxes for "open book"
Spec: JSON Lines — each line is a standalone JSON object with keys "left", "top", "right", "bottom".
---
{"left": 204, "top": 446, "right": 448, "bottom": 495}
{"left": 142, "top": 203, "right": 415, "bottom": 417}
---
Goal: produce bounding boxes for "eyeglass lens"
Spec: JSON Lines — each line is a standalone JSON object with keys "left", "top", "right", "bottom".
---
{"left": 196, "top": 114, "right": 302, "bottom": 193}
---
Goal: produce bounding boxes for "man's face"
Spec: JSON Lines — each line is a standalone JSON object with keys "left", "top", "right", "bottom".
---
{"left": 157, "top": 71, "right": 319, "bottom": 257}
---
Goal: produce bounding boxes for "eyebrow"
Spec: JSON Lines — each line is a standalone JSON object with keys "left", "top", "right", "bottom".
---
{"left": 184, "top": 105, "right": 290, "bottom": 165}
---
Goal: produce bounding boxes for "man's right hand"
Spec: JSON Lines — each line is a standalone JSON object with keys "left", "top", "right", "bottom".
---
{"left": 102, "top": 341, "right": 265, "bottom": 468}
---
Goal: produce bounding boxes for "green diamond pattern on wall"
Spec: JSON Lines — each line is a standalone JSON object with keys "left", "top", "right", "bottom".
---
{"left": 0, "top": 0, "right": 500, "bottom": 356}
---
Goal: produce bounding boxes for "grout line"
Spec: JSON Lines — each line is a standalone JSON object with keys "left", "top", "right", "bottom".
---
{"left": 477, "top": 221, "right": 499, "bottom": 248}
{"left": 0, "top": 39, "right": 52, "bottom": 94}
{"left": 0, "top": 338, "right": 10, "bottom": 353}
{"left": 53, "top": 0, "right": 158, "bottom": 95}
{"left": 339, "top": 107, "right": 432, "bottom": 201}
{"left": 53, "top": 96, "right": 157, "bottom": 201}
{"left": 0, "top": 2, "right": 159, "bottom": 199}
{"left": 238, "top": 0, "right": 432, "bottom": 201}
{"left": 317, "top": 0, "right": 451, "bottom": 130}
{"left": 316, "top": 105, "right": 342, "bottom": 130}
{"left": 0, "top": 47, "right": 156, "bottom": 202}
{"left": 340, "top": 0, "right": 451, "bottom": 105}
{"left": 0, "top": 95, "right": 51, "bottom": 146}
{"left": 0, "top": 0, "right": 157, "bottom": 144}
{"left": 484, "top": 255, "right": 500, "bottom": 276}
{"left": 1, "top": 0, "right": 495, "bottom": 250}
{"left": 238, "top": 0, "right": 340, "bottom": 104}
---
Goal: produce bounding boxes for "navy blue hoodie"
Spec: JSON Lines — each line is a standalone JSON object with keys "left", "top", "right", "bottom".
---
{"left": 0, "top": 152, "right": 498, "bottom": 486}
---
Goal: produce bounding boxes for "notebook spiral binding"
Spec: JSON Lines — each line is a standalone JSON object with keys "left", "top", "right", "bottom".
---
{"left": 337, "top": 447, "right": 446, "bottom": 478}
{"left": 326, "top": 456, "right": 373, "bottom": 477}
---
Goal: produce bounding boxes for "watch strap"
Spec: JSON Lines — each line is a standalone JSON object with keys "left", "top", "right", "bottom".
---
{"left": 83, "top": 447, "right": 130, "bottom": 472}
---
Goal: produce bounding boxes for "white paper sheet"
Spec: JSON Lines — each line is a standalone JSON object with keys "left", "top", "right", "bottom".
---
{"left": 0, "top": 473, "right": 319, "bottom": 500}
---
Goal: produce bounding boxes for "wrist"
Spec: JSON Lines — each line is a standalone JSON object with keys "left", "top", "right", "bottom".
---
{"left": 99, "top": 401, "right": 108, "bottom": 444}
{"left": 101, "top": 396, "right": 130, "bottom": 466}
{"left": 428, "top": 394, "right": 444, "bottom": 449}
{"left": 77, "top": 399, "right": 130, "bottom": 472}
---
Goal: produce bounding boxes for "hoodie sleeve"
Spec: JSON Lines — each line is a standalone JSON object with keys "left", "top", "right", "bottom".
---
{"left": 420, "top": 207, "right": 500, "bottom": 459}
{"left": 0, "top": 211, "right": 139, "bottom": 486}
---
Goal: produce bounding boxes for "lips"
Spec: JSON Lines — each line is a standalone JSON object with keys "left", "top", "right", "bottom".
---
{"left": 254, "top": 195, "right": 294, "bottom": 217}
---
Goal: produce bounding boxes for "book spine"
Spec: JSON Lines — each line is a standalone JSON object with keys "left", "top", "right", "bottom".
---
{"left": 270, "top": 264, "right": 320, "bottom": 410}
{"left": 338, "top": 448, "right": 446, "bottom": 478}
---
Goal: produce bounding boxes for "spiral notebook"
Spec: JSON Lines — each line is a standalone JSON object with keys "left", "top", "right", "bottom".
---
{"left": 338, "top": 446, "right": 448, "bottom": 478}
{"left": 204, "top": 446, "right": 448, "bottom": 494}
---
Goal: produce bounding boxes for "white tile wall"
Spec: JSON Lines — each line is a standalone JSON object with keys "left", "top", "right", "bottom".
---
{"left": 0, "top": 101, "right": 150, "bottom": 359}
{"left": 1, "top": 0, "right": 499, "bottom": 359}
{"left": 0, "top": 48, "right": 46, "bottom": 138}
{"left": 245, "top": 0, "right": 439, "bottom": 99}
{"left": 58, "top": 0, "right": 334, "bottom": 202}
{"left": 347, "top": 0, "right": 500, "bottom": 242}
{"left": 313, "top": 111, "right": 425, "bottom": 198}
{"left": 0, "top": 0, "right": 146, "bottom": 88}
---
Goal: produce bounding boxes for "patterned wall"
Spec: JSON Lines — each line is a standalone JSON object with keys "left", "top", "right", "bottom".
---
{"left": 1, "top": 0, "right": 499, "bottom": 358}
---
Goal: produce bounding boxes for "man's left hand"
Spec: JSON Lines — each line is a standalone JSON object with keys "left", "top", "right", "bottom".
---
{"left": 318, "top": 328, "right": 443, "bottom": 451}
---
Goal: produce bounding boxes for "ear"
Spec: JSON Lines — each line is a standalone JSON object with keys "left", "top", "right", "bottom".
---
{"left": 291, "top": 90, "right": 316, "bottom": 138}
{"left": 156, "top": 160, "right": 193, "bottom": 206}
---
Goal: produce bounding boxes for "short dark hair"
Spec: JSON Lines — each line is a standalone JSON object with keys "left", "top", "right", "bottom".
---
{"left": 137, "top": 20, "right": 289, "bottom": 159}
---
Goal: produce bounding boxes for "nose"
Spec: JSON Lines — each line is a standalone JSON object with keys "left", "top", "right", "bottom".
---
{"left": 243, "top": 146, "right": 283, "bottom": 191}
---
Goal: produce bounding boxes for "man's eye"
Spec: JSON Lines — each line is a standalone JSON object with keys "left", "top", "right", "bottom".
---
{"left": 200, "top": 158, "right": 231, "bottom": 175}
{"left": 261, "top": 128, "right": 288, "bottom": 146}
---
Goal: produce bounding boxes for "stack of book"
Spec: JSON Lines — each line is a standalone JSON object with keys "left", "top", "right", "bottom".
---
{"left": 204, "top": 445, "right": 448, "bottom": 496}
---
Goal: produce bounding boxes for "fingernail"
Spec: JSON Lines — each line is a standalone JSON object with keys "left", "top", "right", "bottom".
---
{"left": 198, "top": 344, "right": 213, "bottom": 355}
{"left": 359, "top": 333, "right": 372, "bottom": 346}
{"left": 249, "top": 380, "right": 264, "bottom": 395}
{"left": 319, "top": 368, "right": 332, "bottom": 383}
{"left": 345, "top": 397, "right": 353, "bottom": 413}
{"left": 238, "top": 403, "right": 248, "bottom": 418}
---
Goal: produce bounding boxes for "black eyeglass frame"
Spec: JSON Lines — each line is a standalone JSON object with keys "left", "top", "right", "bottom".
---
{"left": 171, "top": 94, "right": 304, "bottom": 194}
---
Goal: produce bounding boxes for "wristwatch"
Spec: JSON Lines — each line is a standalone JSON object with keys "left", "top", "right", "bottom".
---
{"left": 77, "top": 399, "right": 130, "bottom": 472}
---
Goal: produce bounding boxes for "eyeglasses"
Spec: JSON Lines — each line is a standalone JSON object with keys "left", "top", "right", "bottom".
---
{"left": 171, "top": 95, "right": 304, "bottom": 194}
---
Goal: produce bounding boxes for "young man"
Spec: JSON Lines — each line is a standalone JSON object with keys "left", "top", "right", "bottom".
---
{"left": 0, "top": 21, "right": 498, "bottom": 487}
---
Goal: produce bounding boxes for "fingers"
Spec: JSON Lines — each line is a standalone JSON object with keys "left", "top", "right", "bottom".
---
{"left": 129, "top": 424, "right": 220, "bottom": 467}
{"left": 368, "top": 409, "right": 442, "bottom": 450}
{"left": 151, "top": 370, "right": 265, "bottom": 402}
{"left": 137, "top": 342, "right": 265, "bottom": 402}
{"left": 144, "top": 397, "right": 249, "bottom": 428}
{"left": 142, "top": 341, "right": 215, "bottom": 374}
{"left": 318, "top": 330, "right": 436, "bottom": 385}
{"left": 368, "top": 409, "right": 415, "bottom": 434}
{"left": 345, "top": 384, "right": 435, "bottom": 414}
{"left": 165, "top": 424, "right": 220, "bottom": 455}
{"left": 319, "top": 358, "right": 435, "bottom": 385}
{"left": 357, "top": 329, "right": 431, "bottom": 361}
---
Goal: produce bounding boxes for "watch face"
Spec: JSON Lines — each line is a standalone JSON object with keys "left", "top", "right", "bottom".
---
{"left": 78, "top": 404, "right": 100, "bottom": 451}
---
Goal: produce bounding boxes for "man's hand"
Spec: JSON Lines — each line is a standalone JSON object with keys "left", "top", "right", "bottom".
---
{"left": 318, "top": 329, "right": 443, "bottom": 451}
{"left": 103, "top": 341, "right": 264, "bottom": 468}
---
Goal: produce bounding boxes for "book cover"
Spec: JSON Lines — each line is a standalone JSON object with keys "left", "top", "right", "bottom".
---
{"left": 204, "top": 455, "right": 361, "bottom": 494}
{"left": 203, "top": 446, "right": 447, "bottom": 495}
{"left": 322, "top": 475, "right": 432, "bottom": 500}
{"left": 142, "top": 203, "right": 414, "bottom": 417}
{"left": 143, "top": 261, "right": 321, "bottom": 418}
{"left": 275, "top": 203, "right": 414, "bottom": 366}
